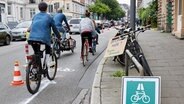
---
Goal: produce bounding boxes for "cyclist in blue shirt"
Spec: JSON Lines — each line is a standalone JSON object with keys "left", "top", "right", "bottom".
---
{"left": 53, "top": 8, "right": 70, "bottom": 42}
{"left": 28, "top": 2, "right": 60, "bottom": 58}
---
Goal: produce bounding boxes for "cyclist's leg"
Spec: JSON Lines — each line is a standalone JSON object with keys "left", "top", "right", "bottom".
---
{"left": 61, "top": 27, "right": 66, "bottom": 42}
{"left": 96, "top": 34, "right": 99, "bottom": 44}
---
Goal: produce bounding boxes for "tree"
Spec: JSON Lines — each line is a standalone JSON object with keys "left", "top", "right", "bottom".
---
{"left": 137, "top": 0, "right": 158, "bottom": 27}
{"left": 100, "top": 0, "right": 125, "bottom": 20}
{"left": 88, "top": 0, "right": 111, "bottom": 20}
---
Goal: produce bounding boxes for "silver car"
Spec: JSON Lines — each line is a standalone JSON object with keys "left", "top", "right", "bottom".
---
{"left": 11, "top": 21, "right": 32, "bottom": 41}
{"left": 68, "top": 18, "right": 81, "bottom": 34}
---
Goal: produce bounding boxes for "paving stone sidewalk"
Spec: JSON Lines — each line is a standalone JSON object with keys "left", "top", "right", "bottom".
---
{"left": 91, "top": 30, "right": 184, "bottom": 104}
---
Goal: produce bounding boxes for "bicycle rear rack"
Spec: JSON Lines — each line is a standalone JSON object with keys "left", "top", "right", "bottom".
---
{"left": 125, "top": 49, "right": 144, "bottom": 76}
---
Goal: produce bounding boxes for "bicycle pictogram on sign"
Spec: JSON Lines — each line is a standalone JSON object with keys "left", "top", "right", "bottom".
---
{"left": 130, "top": 83, "right": 150, "bottom": 103}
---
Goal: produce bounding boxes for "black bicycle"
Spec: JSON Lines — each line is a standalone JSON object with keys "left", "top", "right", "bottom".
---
{"left": 26, "top": 42, "right": 57, "bottom": 94}
{"left": 114, "top": 26, "right": 153, "bottom": 76}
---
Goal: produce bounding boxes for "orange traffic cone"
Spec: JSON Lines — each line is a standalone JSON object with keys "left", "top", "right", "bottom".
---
{"left": 11, "top": 61, "right": 24, "bottom": 86}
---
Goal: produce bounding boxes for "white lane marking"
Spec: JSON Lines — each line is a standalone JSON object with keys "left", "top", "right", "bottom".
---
{"left": 19, "top": 79, "right": 56, "bottom": 104}
{"left": 57, "top": 67, "right": 75, "bottom": 72}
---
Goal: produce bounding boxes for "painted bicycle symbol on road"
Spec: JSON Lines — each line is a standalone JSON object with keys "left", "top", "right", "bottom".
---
{"left": 130, "top": 83, "right": 150, "bottom": 103}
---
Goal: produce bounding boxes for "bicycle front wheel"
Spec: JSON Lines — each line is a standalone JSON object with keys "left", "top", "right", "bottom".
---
{"left": 26, "top": 59, "right": 41, "bottom": 94}
{"left": 47, "top": 53, "right": 57, "bottom": 80}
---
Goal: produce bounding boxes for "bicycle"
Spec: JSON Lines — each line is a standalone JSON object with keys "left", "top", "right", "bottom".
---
{"left": 26, "top": 42, "right": 57, "bottom": 94}
{"left": 91, "top": 35, "right": 97, "bottom": 55}
{"left": 114, "top": 26, "right": 153, "bottom": 76}
{"left": 81, "top": 37, "right": 89, "bottom": 66}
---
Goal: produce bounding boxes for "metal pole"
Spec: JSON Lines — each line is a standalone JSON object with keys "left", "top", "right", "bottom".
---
{"left": 130, "top": 0, "right": 136, "bottom": 30}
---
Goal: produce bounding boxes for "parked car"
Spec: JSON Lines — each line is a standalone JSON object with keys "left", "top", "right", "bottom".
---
{"left": 11, "top": 21, "right": 32, "bottom": 41}
{"left": 0, "top": 22, "right": 12, "bottom": 45}
{"left": 68, "top": 18, "right": 81, "bottom": 34}
{"left": 103, "top": 22, "right": 110, "bottom": 28}
{"left": 7, "top": 21, "right": 19, "bottom": 29}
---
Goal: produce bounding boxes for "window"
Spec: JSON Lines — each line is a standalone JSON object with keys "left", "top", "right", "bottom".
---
{"left": 20, "top": 7, "right": 23, "bottom": 18}
{"left": 67, "top": 3, "right": 70, "bottom": 10}
{"left": 69, "top": 19, "right": 81, "bottom": 24}
{"left": 48, "top": 5, "right": 53, "bottom": 13}
{"left": 73, "top": 4, "right": 74, "bottom": 12}
{"left": 29, "top": 0, "right": 36, "bottom": 3}
{"left": 8, "top": 3, "right": 11, "bottom": 15}
{"left": 179, "top": 0, "right": 182, "bottom": 15}
{"left": 30, "top": 9, "right": 35, "bottom": 19}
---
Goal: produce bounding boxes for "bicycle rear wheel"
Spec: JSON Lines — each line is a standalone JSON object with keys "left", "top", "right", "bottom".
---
{"left": 26, "top": 57, "right": 41, "bottom": 94}
{"left": 82, "top": 43, "right": 88, "bottom": 66}
{"left": 116, "top": 53, "right": 125, "bottom": 66}
{"left": 47, "top": 52, "right": 57, "bottom": 80}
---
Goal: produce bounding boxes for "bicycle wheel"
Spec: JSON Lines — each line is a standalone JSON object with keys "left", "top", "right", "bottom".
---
{"left": 82, "top": 43, "right": 87, "bottom": 66}
{"left": 140, "top": 54, "right": 153, "bottom": 76}
{"left": 47, "top": 52, "right": 57, "bottom": 80}
{"left": 26, "top": 57, "right": 41, "bottom": 94}
{"left": 116, "top": 53, "right": 125, "bottom": 66}
{"left": 92, "top": 39, "right": 96, "bottom": 55}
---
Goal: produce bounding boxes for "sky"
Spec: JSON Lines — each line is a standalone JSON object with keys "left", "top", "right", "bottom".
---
{"left": 117, "top": 0, "right": 130, "bottom": 5}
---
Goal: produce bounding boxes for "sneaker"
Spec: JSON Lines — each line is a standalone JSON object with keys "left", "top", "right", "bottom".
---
{"left": 96, "top": 42, "right": 99, "bottom": 45}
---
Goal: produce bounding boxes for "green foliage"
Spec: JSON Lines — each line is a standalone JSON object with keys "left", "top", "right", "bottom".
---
{"left": 137, "top": 0, "right": 158, "bottom": 27}
{"left": 111, "top": 70, "right": 125, "bottom": 77}
{"left": 100, "top": 0, "right": 125, "bottom": 20}
{"left": 88, "top": 0, "right": 111, "bottom": 19}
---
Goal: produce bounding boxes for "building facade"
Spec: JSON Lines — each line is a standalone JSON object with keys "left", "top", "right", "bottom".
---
{"left": 172, "top": 0, "right": 184, "bottom": 38}
{"left": 1, "top": 0, "right": 94, "bottom": 24}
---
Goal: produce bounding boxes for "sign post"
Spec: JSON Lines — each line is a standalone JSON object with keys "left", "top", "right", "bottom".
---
{"left": 122, "top": 77, "right": 161, "bottom": 104}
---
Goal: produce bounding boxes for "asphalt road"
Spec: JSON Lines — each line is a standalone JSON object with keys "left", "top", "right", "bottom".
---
{"left": 0, "top": 29, "right": 118, "bottom": 104}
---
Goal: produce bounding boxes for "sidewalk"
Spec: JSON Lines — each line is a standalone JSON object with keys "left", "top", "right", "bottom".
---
{"left": 91, "top": 30, "right": 184, "bottom": 104}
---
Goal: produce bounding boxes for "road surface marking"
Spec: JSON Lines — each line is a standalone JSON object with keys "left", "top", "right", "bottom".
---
{"left": 19, "top": 79, "right": 56, "bottom": 104}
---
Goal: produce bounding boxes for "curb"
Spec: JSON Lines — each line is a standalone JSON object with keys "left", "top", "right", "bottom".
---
{"left": 90, "top": 57, "right": 107, "bottom": 104}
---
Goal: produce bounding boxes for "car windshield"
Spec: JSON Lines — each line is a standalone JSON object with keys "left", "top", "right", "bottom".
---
{"left": 16, "top": 21, "right": 32, "bottom": 28}
{"left": 69, "top": 19, "right": 81, "bottom": 24}
{"left": 0, "top": 24, "right": 6, "bottom": 30}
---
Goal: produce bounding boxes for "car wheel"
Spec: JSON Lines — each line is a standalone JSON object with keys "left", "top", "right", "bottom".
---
{"left": 4, "top": 36, "right": 10, "bottom": 45}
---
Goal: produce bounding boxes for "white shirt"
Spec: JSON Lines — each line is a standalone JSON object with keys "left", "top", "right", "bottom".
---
{"left": 79, "top": 17, "right": 95, "bottom": 33}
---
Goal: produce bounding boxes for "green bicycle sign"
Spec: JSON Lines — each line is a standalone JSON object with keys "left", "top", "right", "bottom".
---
{"left": 122, "top": 77, "right": 161, "bottom": 104}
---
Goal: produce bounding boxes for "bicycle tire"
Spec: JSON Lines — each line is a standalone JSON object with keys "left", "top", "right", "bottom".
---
{"left": 92, "top": 39, "right": 96, "bottom": 55}
{"left": 140, "top": 54, "right": 153, "bottom": 76}
{"left": 82, "top": 42, "right": 88, "bottom": 66}
{"left": 116, "top": 53, "right": 125, "bottom": 66}
{"left": 47, "top": 52, "right": 58, "bottom": 80}
{"left": 26, "top": 57, "right": 41, "bottom": 94}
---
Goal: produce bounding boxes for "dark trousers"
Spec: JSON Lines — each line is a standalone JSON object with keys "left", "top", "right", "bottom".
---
{"left": 28, "top": 40, "right": 51, "bottom": 55}
{"left": 81, "top": 32, "right": 92, "bottom": 55}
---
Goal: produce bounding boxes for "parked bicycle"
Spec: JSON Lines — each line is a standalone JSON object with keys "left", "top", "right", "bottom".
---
{"left": 26, "top": 42, "right": 57, "bottom": 94}
{"left": 113, "top": 26, "right": 153, "bottom": 76}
